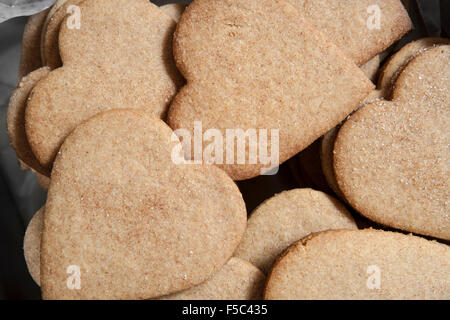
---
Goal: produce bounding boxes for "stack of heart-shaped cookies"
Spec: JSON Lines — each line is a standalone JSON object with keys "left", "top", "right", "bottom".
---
{"left": 9, "top": 0, "right": 449, "bottom": 300}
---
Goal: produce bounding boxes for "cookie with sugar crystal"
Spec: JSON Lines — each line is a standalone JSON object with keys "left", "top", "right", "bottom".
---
{"left": 168, "top": 0, "right": 374, "bottom": 181}
{"left": 158, "top": 258, "right": 265, "bottom": 300}
{"left": 41, "top": 0, "right": 82, "bottom": 70}
{"left": 160, "top": 3, "right": 187, "bottom": 22}
{"left": 7, "top": 67, "right": 50, "bottom": 176}
{"left": 26, "top": 0, "right": 183, "bottom": 171}
{"left": 24, "top": 207, "right": 44, "bottom": 285}
{"left": 334, "top": 45, "right": 450, "bottom": 240}
{"left": 378, "top": 37, "right": 450, "bottom": 98}
{"left": 234, "top": 189, "right": 357, "bottom": 274}
{"left": 41, "top": 108, "right": 246, "bottom": 300}
{"left": 264, "top": 229, "right": 450, "bottom": 300}
{"left": 27, "top": 219, "right": 260, "bottom": 299}
{"left": 285, "top": 0, "right": 412, "bottom": 66}
{"left": 320, "top": 90, "right": 384, "bottom": 200}
{"left": 18, "top": 9, "right": 50, "bottom": 80}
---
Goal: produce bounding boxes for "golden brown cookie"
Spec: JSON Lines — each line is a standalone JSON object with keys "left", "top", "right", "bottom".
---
{"left": 334, "top": 46, "right": 450, "bottom": 240}
{"left": 26, "top": 0, "right": 183, "bottom": 171}
{"left": 320, "top": 90, "right": 384, "bottom": 200}
{"left": 378, "top": 37, "right": 450, "bottom": 98}
{"left": 24, "top": 207, "right": 44, "bottom": 286}
{"left": 159, "top": 258, "right": 265, "bottom": 300}
{"left": 234, "top": 189, "right": 357, "bottom": 274}
{"left": 41, "top": 0, "right": 82, "bottom": 70}
{"left": 265, "top": 229, "right": 450, "bottom": 300}
{"left": 41, "top": 108, "right": 246, "bottom": 300}
{"left": 285, "top": 0, "right": 412, "bottom": 66}
{"left": 361, "top": 54, "right": 381, "bottom": 83}
{"left": 168, "top": 0, "right": 374, "bottom": 181}
{"left": 18, "top": 9, "right": 50, "bottom": 80}
{"left": 27, "top": 221, "right": 261, "bottom": 300}
{"left": 160, "top": 2, "right": 187, "bottom": 22}
{"left": 7, "top": 67, "right": 50, "bottom": 176}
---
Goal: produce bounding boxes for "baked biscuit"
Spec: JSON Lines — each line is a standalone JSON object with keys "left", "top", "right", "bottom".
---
{"left": 334, "top": 46, "right": 450, "bottom": 239}
{"left": 234, "top": 189, "right": 357, "bottom": 273}
{"left": 265, "top": 229, "right": 450, "bottom": 300}
{"left": 159, "top": 258, "right": 265, "bottom": 300}
{"left": 18, "top": 9, "right": 50, "bottom": 80}
{"left": 7, "top": 67, "right": 50, "bottom": 176}
{"left": 378, "top": 37, "right": 450, "bottom": 98}
{"left": 168, "top": 0, "right": 374, "bottom": 180}
{"left": 41, "top": 108, "right": 246, "bottom": 300}
{"left": 285, "top": 0, "right": 412, "bottom": 65}
{"left": 26, "top": 0, "right": 183, "bottom": 171}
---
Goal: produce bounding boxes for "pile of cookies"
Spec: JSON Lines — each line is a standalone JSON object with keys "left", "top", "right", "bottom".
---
{"left": 7, "top": 0, "right": 449, "bottom": 300}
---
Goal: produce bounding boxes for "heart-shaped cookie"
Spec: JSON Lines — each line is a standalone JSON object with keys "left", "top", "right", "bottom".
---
{"left": 40, "top": 0, "right": 82, "bottom": 70}
{"left": 265, "top": 229, "right": 450, "bottom": 300}
{"left": 234, "top": 189, "right": 357, "bottom": 274}
{"left": 333, "top": 46, "right": 449, "bottom": 239}
{"left": 158, "top": 258, "right": 265, "bottom": 300}
{"left": 24, "top": 207, "right": 44, "bottom": 286}
{"left": 41, "top": 108, "right": 247, "bottom": 300}
{"left": 25, "top": 212, "right": 261, "bottom": 300}
{"left": 26, "top": 0, "right": 183, "bottom": 171}
{"left": 7, "top": 67, "right": 50, "bottom": 176}
{"left": 285, "top": 0, "right": 412, "bottom": 66}
{"left": 378, "top": 37, "right": 450, "bottom": 98}
{"left": 18, "top": 8, "right": 49, "bottom": 80}
{"left": 168, "top": 0, "right": 374, "bottom": 181}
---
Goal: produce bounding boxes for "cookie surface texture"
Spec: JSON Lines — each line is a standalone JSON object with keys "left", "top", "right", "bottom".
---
{"left": 24, "top": 207, "right": 44, "bottom": 286}
{"left": 286, "top": 0, "right": 412, "bottom": 65}
{"left": 265, "top": 229, "right": 450, "bottom": 300}
{"left": 159, "top": 258, "right": 265, "bottom": 300}
{"left": 41, "top": 109, "right": 247, "bottom": 300}
{"left": 7, "top": 67, "right": 50, "bottom": 176}
{"left": 160, "top": 3, "right": 187, "bottom": 22}
{"left": 378, "top": 37, "right": 450, "bottom": 97}
{"left": 234, "top": 189, "right": 357, "bottom": 273}
{"left": 26, "top": 0, "right": 183, "bottom": 171}
{"left": 168, "top": 0, "right": 374, "bottom": 181}
{"left": 18, "top": 9, "right": 49, "bottom": 80}
{"left": 334, "top": 46, "right": 450, "bottom": 239}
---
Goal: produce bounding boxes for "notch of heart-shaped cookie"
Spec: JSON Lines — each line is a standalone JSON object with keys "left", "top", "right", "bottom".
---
{"left": 26, "top": 0, "right": 183, "bottom": 171}
{"left": 168, "top": 0, "right": 374, "bottom": 181}
{"left": 41, "top": 109, "right": 247, "bottom": 300}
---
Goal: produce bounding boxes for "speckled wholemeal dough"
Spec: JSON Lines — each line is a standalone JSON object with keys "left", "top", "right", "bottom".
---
{"left": 41, "top": 0, "right": 82, "bottom": 70}
{"left": 378, "top": 38, "right": 450, "bottom": 98}
{"left": 334, "top": 46, "right": 450, "bottom": 240}
{"left": 265, "top": 229, "right": 450, "bottom": 300}
{"left": 361, "top": 55, "right": 381, "bottom": 83}
{"left": 159, "top": 258, "right": 265, "bottom": 300}
{"left": 320, "top": 90, "right": 384, "bottom": 200}
{"left": 168, "top": 0, "right": 374, "bottom": 181}
{"left": 160, "top": 3, "right": 187, "bottom": 22}
{"left": 234, "top": 189, "right": 357, "bottom": 274}
{"left": 41, "top": 109, "right": 247, "bottom": 300}
{"left": 26, "top": 0, "right": 183, "bottom": 171}
{"left": 24, "top": 208, "right": 44, "bottom": 285}
{"left": 28, "top": 222, "right": 262, "bottom": 300}
{"left": 7, "top": 67, "right": 50, "bottom": 176}
{"left": 285, "top": 0, "right": 412, "bottom": 66}
{"left": 18, "top": 9, "right": 50, "bottom": 80}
